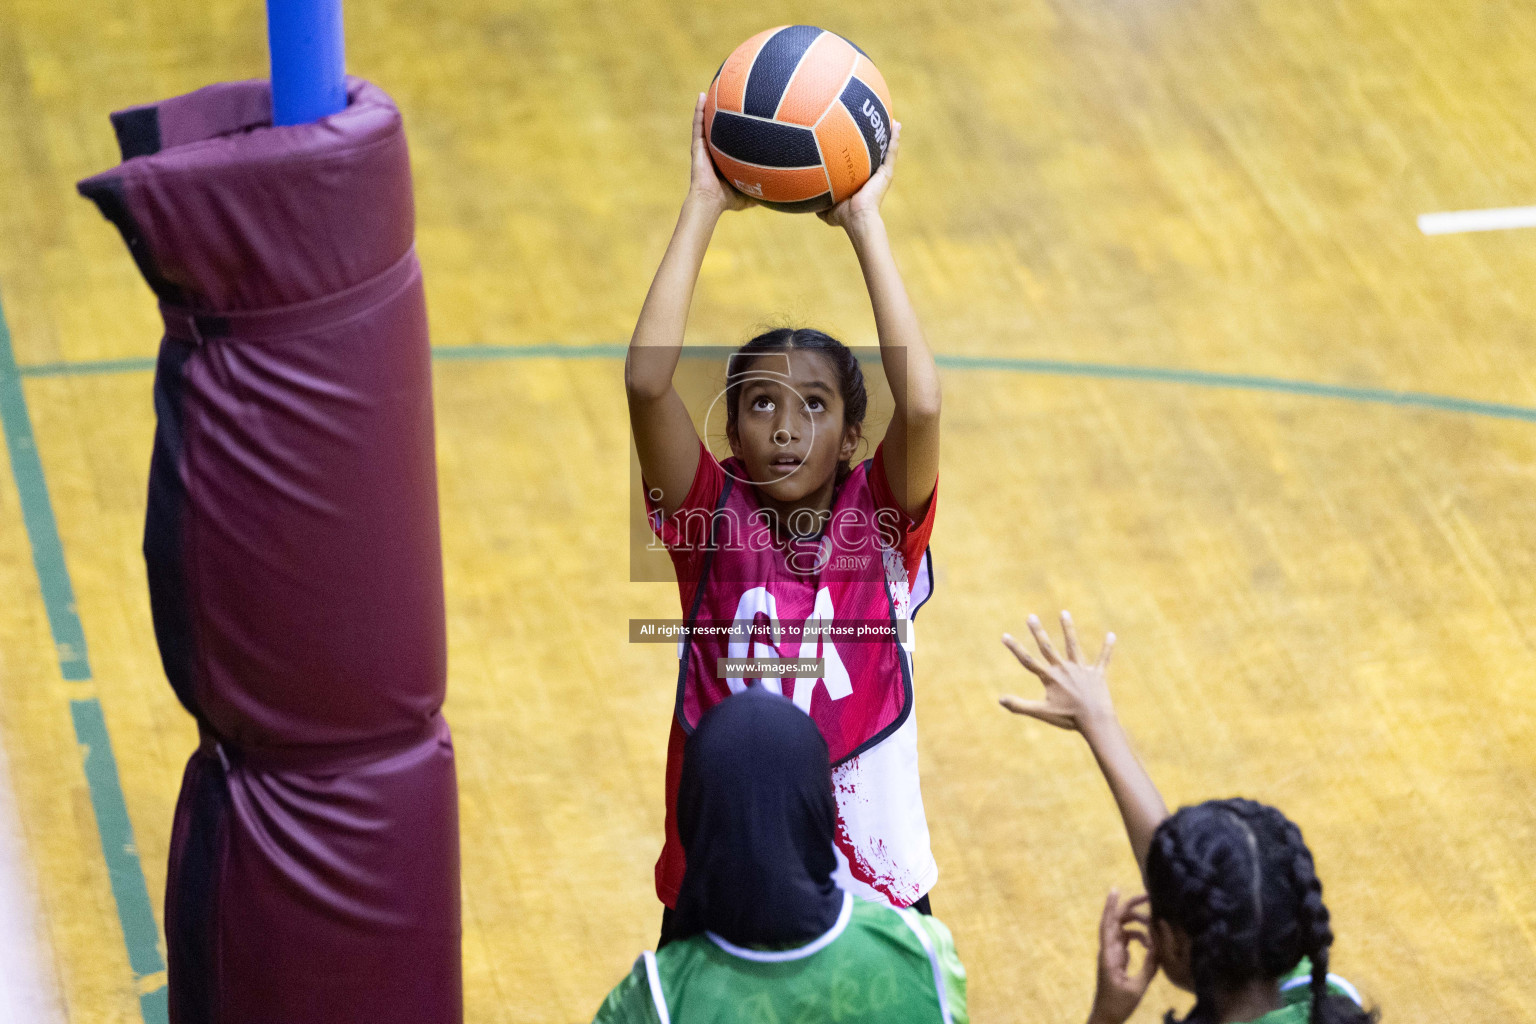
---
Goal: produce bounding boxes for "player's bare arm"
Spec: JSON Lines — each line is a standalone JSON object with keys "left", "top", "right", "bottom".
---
{"left": 822, "top": 123, "right": 941, "bottom": 519}
{"left": 999, "top": 611, "right": 1169, "bottom": 877}
{"left": 625, "top": 93, "right": 753, "bottom": 517}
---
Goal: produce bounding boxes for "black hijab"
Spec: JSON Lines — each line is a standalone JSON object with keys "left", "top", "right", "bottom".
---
{"left": 671, "top": 687, "right": 845, "bottom": 947}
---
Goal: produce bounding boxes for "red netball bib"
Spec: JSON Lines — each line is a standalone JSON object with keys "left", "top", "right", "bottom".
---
{"left": 675, "top": 458, "right": 914, "bottom": 764}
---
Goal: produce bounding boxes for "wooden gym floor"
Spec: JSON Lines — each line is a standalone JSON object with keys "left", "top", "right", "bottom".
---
{"left": 1, "top": 0, "right": 1534, "bottom": 1020}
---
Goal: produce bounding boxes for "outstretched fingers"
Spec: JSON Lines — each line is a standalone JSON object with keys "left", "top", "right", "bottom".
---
{"left": 1002, "top": 632, "right": 1051, "bottom": 680}
{"left": 1026, "top": 614, "right": 1063, "bottom": 666}
{"left": 999, "top": 694, "right": 1048, "bottom": 717}
{"left": 1001, "top": 693, "right": 1075, "bottom": 733}
{"left": 998, "top": 694, "right": 1072, "bottom": 729}
{"left": 1097, "top": 631, "right": 1117, "bottom": 671}
{"left": 1061, "top": 609, "right": 1083, "bottom": 662}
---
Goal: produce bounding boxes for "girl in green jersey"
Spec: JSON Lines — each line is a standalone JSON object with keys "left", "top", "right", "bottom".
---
{"left": 592, "top": 687, "right": 966, "bottom": 1024}
{"left": 1001, "top": 613, "right": 1377, "bottom": 1024}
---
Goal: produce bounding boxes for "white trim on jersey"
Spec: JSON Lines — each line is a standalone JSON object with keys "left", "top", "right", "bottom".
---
{"left": 706, "top": 890, "right": 854, "bottom": 963}
{"left": 896, "top": 907, "right": 955, "bottom": 1024}
{"left": 1279, "top": 971, "right": 1365, "bottom": 1009}
{"left": 829, "top": 711, "right": 938, "bottom": 907}
{"left": 641, "top": 950, "right": 672, "bottom": 1024}
{"left": 910, "top": 547, "right": 935, "bottom": 619}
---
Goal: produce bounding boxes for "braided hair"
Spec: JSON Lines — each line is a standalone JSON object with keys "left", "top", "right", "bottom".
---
{"left": 725, "top": 328, "right": 867, "bottom": 481}
{"left": 1145, "top": 799, "right": 1376, "bottom": 1024}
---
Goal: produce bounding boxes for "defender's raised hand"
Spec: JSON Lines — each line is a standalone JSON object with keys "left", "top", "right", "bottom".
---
{"left": 997, "top": 611, "right": 1166, "bottom": 874}
{"left": 999, "top": 611, "right": 1117, "bottom": 731}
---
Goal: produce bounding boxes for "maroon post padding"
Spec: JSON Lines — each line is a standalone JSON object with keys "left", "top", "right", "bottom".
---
{"left": 79, "top": 78, "right": 460, "bottom": 1024}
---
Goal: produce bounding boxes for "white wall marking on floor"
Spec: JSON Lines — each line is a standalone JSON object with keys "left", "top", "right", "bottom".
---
{"left": 1418, "top": 205, "right": 1536, "bottom": 235}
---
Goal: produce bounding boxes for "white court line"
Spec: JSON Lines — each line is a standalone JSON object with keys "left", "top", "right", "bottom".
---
{"left": 0, "top": 728, "right": 66, "bottom": 1024}
{"left": 1418, "top": 205, "right": 1536, "bottom": 235}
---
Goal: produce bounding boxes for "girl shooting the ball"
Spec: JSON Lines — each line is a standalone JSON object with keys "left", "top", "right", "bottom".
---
{"left": 1000, "top": 614, "right": 1377, "bottom": 1024}
{"left": 626, "top": 91, "right": 941, "bottom": 939}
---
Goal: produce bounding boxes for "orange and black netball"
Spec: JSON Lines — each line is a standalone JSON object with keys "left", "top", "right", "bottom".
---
{"left": 705, "top": 26, "right": 895, "bottom": 213}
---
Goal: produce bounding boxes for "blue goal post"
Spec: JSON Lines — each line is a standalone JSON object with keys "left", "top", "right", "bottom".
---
{"left": 266, "top": 0, "right": 347, "bottom": 125}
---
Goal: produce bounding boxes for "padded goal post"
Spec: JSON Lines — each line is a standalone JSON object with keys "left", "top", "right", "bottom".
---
{"left": 78, "top": 77, "right": 461, "bottom": 1024}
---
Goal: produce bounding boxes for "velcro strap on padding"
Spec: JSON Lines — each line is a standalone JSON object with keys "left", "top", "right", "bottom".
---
{"left": 159, "top": 245, "right": 418, "bottom": 344}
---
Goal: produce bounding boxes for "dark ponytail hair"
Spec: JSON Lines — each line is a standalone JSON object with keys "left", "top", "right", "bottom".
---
{"left": 1146, "top": 799, "right": 1377, "bottom": 1024}
{"left": 725, "top": 328, "right": 867, "bottom": 479}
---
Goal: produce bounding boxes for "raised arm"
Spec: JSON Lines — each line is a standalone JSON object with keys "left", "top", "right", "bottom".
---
{"left": 820, "top": 125, "right": 940, "bottom": 518}
{"left": 999, "top": 612, "right": 1168, "bottom": 877}
{"left": 626, "top": 94, "right": 752, "bottom": 517}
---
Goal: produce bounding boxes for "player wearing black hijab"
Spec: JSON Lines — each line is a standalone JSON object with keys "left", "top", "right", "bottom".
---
{"left": 592, "top": 687, "right": 966, "bottom": 1024}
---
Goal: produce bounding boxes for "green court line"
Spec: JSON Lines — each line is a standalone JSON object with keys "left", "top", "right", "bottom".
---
{"left": 934, "top": 353, "right": 1536, "bottom": 424}
{"left": 1, "top": 349, "right": 90, "bottom": 680}
{"left": 0, "top": 291, "right": 168, "bottom": 1023}
{"left": 21, "top": 357, "right": 157, "bottom": 378}
{"left": 70, "top": 699, "right": 170, "bottom": 1024}
{"left": 17, "top": 345, "right": 1536, "bottom": 424}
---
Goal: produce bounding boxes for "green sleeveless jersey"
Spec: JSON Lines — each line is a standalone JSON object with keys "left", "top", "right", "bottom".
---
{"left": 1249, "top": 959, "right": 1365, "bottom": 1024}
{"left": 592, "top": 892, "right": 967, "bottom": 1024}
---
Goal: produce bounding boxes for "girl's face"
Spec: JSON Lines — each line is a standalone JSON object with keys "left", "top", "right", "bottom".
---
{"left": 729, "top": 349, "right": 860, "bottom": 507}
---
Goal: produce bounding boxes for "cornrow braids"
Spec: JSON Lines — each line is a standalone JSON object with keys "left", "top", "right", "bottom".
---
{"left": 1147, "top": 799, "right": 1377, "bottom": 1024}
{"left": 1147, "top": 801, "right": 1270, "bottom": 1024}
{"left": 1274, "top": 812, "right": 1376, "bottom": 1024}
